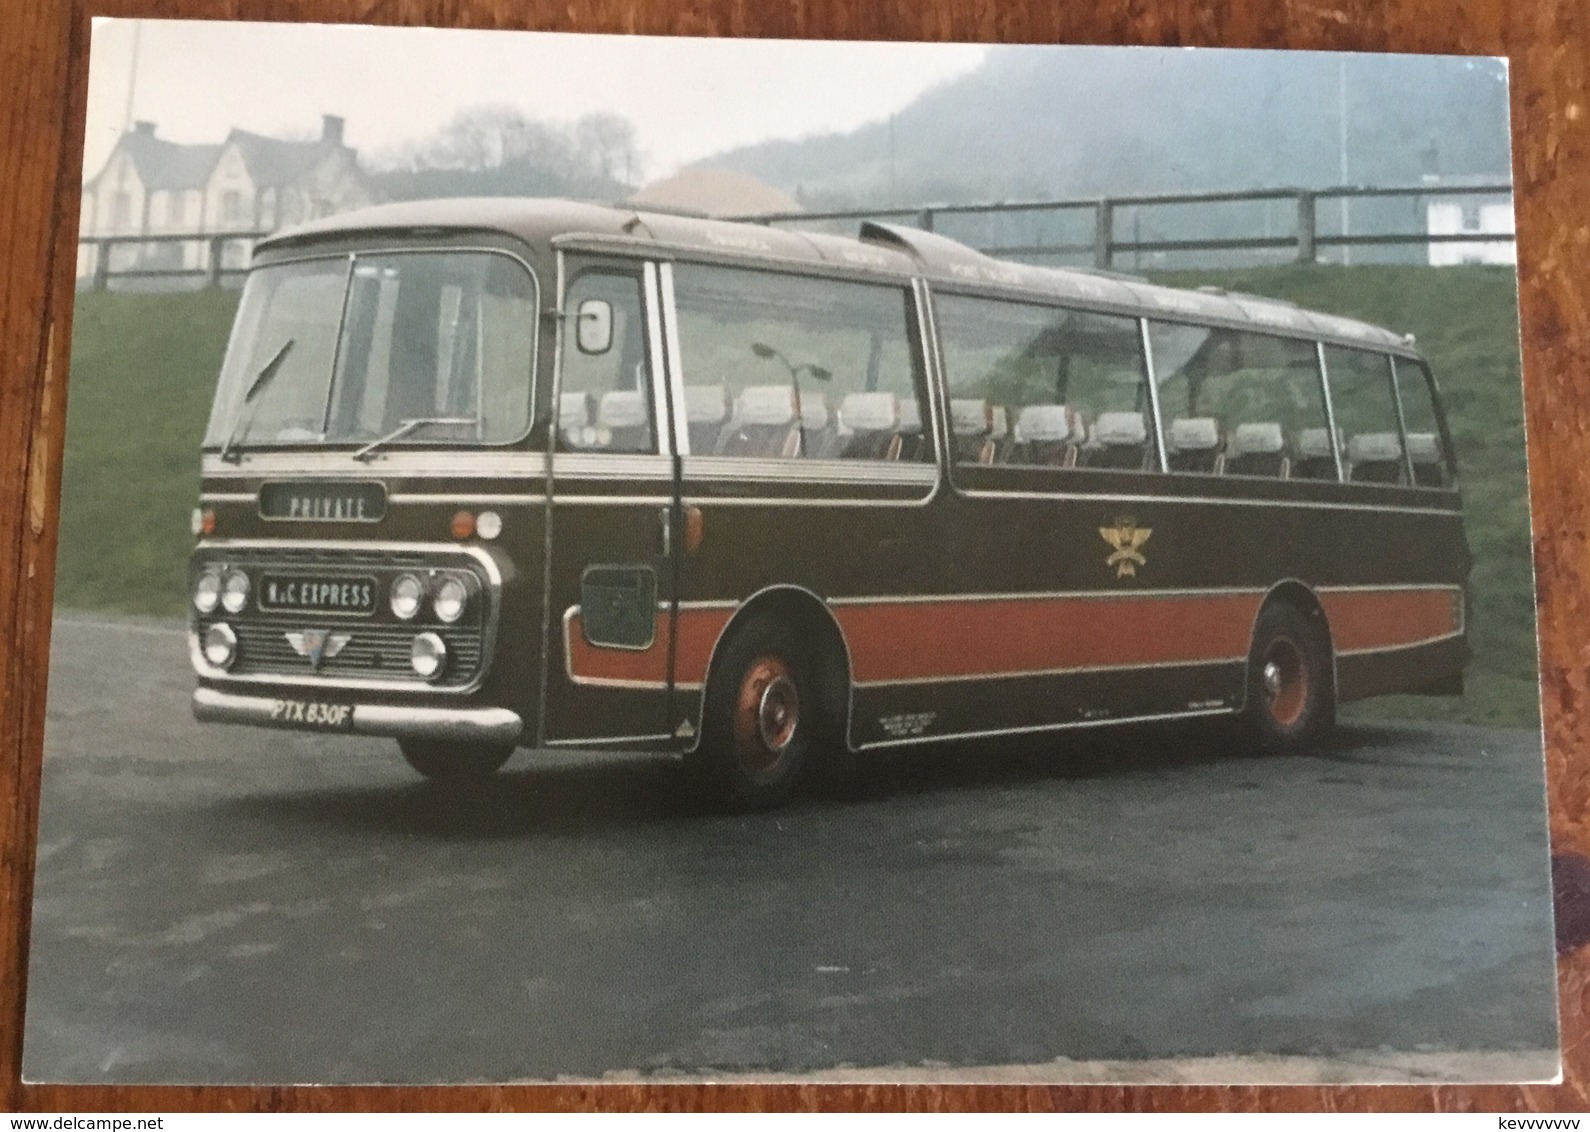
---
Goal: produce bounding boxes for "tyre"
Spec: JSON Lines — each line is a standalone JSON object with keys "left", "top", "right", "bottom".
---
{"left": 1242, "top": 600, "right": 1335, "bottom": 755}
{"left": 397, "top": 739, "right": 513, "bottom": 784}
{"left": 691, "top": 615, "right": 815, "bottom": 810}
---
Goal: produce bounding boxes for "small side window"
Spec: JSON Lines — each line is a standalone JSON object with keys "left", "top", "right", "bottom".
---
{"left": 1323, "top": 346, "right": 1404, "bottom": 485}
{"left": 1395, "top": 358, "right": 1455, "bottom": 488}
{"left": 558, "top": 271, "right": 656, "bottom": 455}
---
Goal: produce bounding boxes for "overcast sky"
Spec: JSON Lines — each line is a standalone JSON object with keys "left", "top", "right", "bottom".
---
{"left": 82, "top": 20, "right": 987, "bottom": 182}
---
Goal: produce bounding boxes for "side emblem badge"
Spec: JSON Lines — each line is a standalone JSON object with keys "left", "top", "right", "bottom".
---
{"left": 1100, "top": 519, "right": 1152, "bottom": 578}
{"left": 286, "top": 629, "right": 351, "bottom": 671}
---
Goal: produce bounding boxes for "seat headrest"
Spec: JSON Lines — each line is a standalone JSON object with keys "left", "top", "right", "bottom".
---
{"left": 737, "top": 384, "right": 797, "bottom": 427}
{"left": 1167, "top": 417, "right": 1221, "bottom": 452}
{"left": 558, "top": 392, "right": 591, "bottom": 431}
{"left": 1014, "top": 404, "right": 1079, "bottom": 444}
{"left": 799, "top": 395, "right": 829, "bottom": 431}
{"left": 950, "top": 399, "right": 992, "bottom": 437}
{"left": 1230, "top": 421, "right": 1285, "bottom": 455}
{"left": 897, "top": 398, "right": 923, "bottom": 435}
{"left": 596, "top": 390, "right": 649, "bottom": 430}
{"left": 684, "top": 385, "right": 728, "bottom": 425}
{"left": 1296, "top": 427, "right": 1342, "bottom": 459}
{"left": 1094, "top": 411, "right": 1148, "bottom": 447}
{"left": 839, "top": 392, "right": 900, "bottom": 432}
{"left": 1348, "top": 432, "right": 1403, "bottom": 464}
{"left": 1405, "top": 432, "right": 1442, "bottom": 463}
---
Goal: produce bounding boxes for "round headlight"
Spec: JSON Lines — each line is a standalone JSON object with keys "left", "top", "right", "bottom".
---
{"left": 390, "top": 573, "right": 424, "bottom": 620}
{"left": 411, "top": 632, "right": 447, "bottom": 679}
{"left": 220, "top": 569, "right": 250, "bottom": 614}
{"left": 433, "top": 577, "right": 468, "bottom": 624}
{"left": 193, "top": 571, "right": 221, "bottom": 614}
{"left": 476, "top": 510, "right": 503, "bottom": 540}
{"left": 202, "top": 622, "right": 238, "bottom": 669}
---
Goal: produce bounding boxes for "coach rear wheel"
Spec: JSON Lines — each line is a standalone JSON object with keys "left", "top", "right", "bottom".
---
{"left": 1243, "top": 601, "right": 1334, "bottom": 755}
{"left": 692, "top": 616, "right": 815, "bottom": 810}
{"left": 397, "top": 739, "right": 513, "bottom": 784}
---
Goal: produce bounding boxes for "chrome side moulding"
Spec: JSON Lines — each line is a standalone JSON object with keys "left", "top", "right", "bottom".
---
{"left": 192, "top": 687, "right": 524, "bottom": 745}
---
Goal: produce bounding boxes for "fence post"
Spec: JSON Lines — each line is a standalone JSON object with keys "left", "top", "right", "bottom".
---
{"left": 1296, "top": 191, "right": 1317, "bottom": 264}
{"left": 917, "top": 208, "right": 935, "bottom": 233}
{"left": 205, "top": 237, "right": 224, "bottom": 289}
{"left": 1094, "top": 200, "right": 1114, "bottom": 269}
{"left": 91, "top": 239, "right": 110, "bottom": 292}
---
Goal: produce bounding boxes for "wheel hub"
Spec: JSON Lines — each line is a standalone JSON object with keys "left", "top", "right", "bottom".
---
{"left": 732, "top": 656, "right": 801, "bottom": 774}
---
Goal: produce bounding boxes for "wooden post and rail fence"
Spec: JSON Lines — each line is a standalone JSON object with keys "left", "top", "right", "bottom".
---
{"left": 75, "top": 182, "right": 1513, "bottom": 290}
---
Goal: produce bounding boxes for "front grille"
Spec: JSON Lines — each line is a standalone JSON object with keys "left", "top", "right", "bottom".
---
{"left": 191, "top": 543, "right": 493, "bottom": 690}
{"left": 230, "top": 621, "right": 484, "bottom": 687}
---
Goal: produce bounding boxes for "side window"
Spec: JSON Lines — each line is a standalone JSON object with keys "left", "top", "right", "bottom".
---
{"left": 1150, "top": 324, "right": 1328, "bottom": 480}
{"left": 1395, "top": 359, "right": 1454, "bottom": 488}
{"left": 671, "top": 264, "right": 928, "bottom": 461}
{"left": 559, "top": 270, "right": 656, "bottom": 454}
{"left": 1323, "top": 346, "right": 1403, "bottom": 484}
{"left": 935, "top": 294, "right": 1151, "bottom": 472}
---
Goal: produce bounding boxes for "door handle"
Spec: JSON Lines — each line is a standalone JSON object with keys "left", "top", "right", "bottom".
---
{"left": 659, "top": 505, "right": 672, "bottom": 558}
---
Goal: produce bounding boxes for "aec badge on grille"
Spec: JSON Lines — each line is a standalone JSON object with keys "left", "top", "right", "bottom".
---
{"left": 285, "top": 629, "right": 351, "bottom": 671}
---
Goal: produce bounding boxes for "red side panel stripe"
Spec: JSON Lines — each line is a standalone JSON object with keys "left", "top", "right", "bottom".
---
{"left": 1319, "top": 588, "right": 1458, "bottom": 653}
{"left": 565, "top": 587, "right": 1460, "bottom": 687}
{"left": 834, "top": 594, "right": 1263, "bottom": 684}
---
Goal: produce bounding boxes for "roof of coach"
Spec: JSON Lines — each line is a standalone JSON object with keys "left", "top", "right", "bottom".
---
{"left": 259, "top": 197, "right": 1413, "bottom": 353}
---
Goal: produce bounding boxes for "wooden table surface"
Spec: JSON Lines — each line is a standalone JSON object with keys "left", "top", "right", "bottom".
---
{"left": 3, "top": 0, "right": 1587, "bottom": 1113}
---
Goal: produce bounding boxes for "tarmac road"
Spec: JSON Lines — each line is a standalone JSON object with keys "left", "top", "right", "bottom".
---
{"left": 21, "top": 613, "right": 1561, "bottom": 1084}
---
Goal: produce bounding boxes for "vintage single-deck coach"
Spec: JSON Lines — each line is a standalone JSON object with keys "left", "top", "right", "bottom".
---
{"left": 188, "top": 197, "right": 1469, "bottom": 808}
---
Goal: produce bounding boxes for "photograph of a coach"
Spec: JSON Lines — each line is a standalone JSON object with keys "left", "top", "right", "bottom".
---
{"left": 187, "top": 197, "right": 1469, "bottom": 809}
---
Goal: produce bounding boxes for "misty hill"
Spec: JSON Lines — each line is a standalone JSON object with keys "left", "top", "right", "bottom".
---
{"left": 699, "top": 47, "right": 1511, "bottom": 209}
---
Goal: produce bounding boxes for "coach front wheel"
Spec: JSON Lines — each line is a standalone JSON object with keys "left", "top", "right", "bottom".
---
{"left": 691, "top": 615, "right": 815, "bottom": 810}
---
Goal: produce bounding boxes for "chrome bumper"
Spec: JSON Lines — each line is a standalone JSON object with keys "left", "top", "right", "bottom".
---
{"left": 192, "top": 687, "right": 524, "bottom": 745}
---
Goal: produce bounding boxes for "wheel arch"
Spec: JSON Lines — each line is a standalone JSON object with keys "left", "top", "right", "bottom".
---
{"left": 1239, "top": 578, "right": 1337, "bottom": 715}
{"left": 686, "top": 584, "right": 855, "bottom": 755}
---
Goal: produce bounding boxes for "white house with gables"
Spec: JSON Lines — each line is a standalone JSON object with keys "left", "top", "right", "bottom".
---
{"left": 78, "top": 115, "right": 377, "bottom": 284}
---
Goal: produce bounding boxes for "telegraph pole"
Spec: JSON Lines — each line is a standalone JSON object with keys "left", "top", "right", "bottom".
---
{"left": 121, "top": 20, "right": 142, "bottom": 136}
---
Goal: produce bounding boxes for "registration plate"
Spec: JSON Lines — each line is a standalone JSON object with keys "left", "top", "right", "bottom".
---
{"left": 270, "top": 698, "right": 355, "bottom": 730}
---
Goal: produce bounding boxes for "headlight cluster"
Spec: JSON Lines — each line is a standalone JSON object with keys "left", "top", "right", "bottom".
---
{"left": 193, "top": 568, "right": 249, "bottom": 614}
{"left": 389, "top": 572, "right": 470, "bottom": 624}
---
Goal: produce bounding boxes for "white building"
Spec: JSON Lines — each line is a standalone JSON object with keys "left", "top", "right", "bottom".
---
{"left": 1426, "top": 197, "right": 1516, "bottom": 267}
{"left": 78, "top": 115, "right": 377, "bottom": 284}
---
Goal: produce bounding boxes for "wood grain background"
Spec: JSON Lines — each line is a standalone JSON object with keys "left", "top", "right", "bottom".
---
{"left": 3, "top": 0, "right": 1586, "bottom": 1113}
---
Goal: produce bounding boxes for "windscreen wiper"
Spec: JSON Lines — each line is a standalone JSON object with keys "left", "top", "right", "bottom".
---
{"left": 217, "top": 338, "right": 295, "bottom": 464}
{"left": 352, "top": 416, "right": 476, "bottom": 463}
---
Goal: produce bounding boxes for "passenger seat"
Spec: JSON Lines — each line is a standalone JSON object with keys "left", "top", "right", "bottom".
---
{"left": 950, "top": 399, "right": 1007, "bottom": 465}
{"left": 1406, "top": 432, "right": 1447, "bottom": 487}
{"left": 1293, "top": 427, "right": 1342, "bottom": 481}
{"left": 1165, "top": 417, "right": 1222, "bottom": 474}
{"left": 1087, "top": 411, "right": 1150, "bottom": 470}
{"left": 718, "top": 385, "right": 801, "bottom": 458}
{"left": 1347, "top": 432, "right": 1405, "bottom": 484}
{"left": 835, "top": 392, "right": 903, "bottom": 460}
{"left": 896, "top": 398, "right": 927, "bottom": 462}
{"left": 683, "top": 385, "right": 729, "bottom": 456}
{"left": 1224, "top": 422, "right": 1289, "bottom": 479}
{"left": 558, "top": 391, "right": 595, "bottom": 449}
{"left": 595, "top": 390, "right": 652, "bottom": 453}
{"left": 798, "top": 394, "right": 835, "bottom": 459}
{"left": 1011, "top": 404, "right": 1083, "bottom": 467}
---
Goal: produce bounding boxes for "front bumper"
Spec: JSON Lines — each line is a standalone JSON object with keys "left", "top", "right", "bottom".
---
{"left": 192, "top": 687, "right": 524, "bottom": 745}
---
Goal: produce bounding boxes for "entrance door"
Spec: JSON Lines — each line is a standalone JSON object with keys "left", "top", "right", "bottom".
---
{"left": 540, "top": 256, "right": 680, "bottom": 745}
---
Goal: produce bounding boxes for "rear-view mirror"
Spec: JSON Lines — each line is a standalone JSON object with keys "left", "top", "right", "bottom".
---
{"left": 575, "top": 299, "right": 613, "bottom": 355}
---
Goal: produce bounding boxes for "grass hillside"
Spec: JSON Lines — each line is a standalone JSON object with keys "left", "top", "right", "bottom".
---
{"left": 54, "top": 265, "right": 1537, "bottom": 727}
